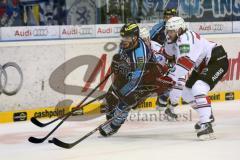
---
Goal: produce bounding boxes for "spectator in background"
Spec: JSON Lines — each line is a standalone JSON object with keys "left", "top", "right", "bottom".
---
{"left": 163, "top": 8, "right": 177, "bottom": 22}
{"left": 0, "top": 0, "right": 67, "bottom": 26}
{"left": 0, "top": 0, "right": 22, "bottom": 26}
{"left": 110, "top": 14, "right": 118, "bottom": 24}
{"left": 39, "top": 0, "right": 67, "bottom": 26}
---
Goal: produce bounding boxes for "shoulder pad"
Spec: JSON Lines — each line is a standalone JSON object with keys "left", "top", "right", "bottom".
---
{"left": 151, "top": 40, "right": 162, "bottom": 48}
{"left": 177, "top": 31, "right": 192, "bottom": 45}
{"left": 151, "top": 40, "right": 163, "bottom": 53}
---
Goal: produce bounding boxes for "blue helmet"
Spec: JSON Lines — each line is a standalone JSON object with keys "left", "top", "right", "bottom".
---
{"left": 150, "top": 20, "right": 166, "bottom": 45}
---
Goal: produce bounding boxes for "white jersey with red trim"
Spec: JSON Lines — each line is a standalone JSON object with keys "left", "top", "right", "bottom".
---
{"left": 167, "top": 30, "right": 217, "bottom": 81}
{"left": 150, "top": 40, "right": 166, "bottom": 66}
{"left": 164, "top": 41, "right": 178, "bottom": 59}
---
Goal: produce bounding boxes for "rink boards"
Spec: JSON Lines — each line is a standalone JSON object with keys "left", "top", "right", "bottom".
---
{"left": 0, "top": 34, "right": 239, "bottom": 123}
{"left": 0, "top": 91, "right": 240, "bottom": 123}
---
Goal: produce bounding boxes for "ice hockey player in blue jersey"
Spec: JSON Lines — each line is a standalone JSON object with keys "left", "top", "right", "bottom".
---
{"left": 150, "top": 8, "right": 177, "bottom": 45}
{"left": 99, "top": 23, "right": 173, "bottom": 137}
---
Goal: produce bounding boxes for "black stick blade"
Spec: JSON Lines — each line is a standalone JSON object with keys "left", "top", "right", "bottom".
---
{"left": 50, "top": 138, "right": 73, "bottom": 149}
{"left": 28, "top": 136, "right": 46, "bottom": 144}
{"left": 30, "top": 117, "right": 46, "bottom": 127}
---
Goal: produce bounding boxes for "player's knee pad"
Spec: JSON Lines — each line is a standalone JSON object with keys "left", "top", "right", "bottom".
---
{"left": 191, "top": 80, "right": 211, "bottom": 111}
{"left": 169, "top": 88, "right": 182, "bottom": 105}
{"left": 182, "top": 87, "right": 194, "bottom": 103}
{"left": 169, "top": 77, "right": 185, "bottom": 105}
{"left": 193, "top": 95, "right": 212, "bottom": 123}
{"left": 193, "top": 94, "right": 211, "bottom": 109}
{"left": 192, "top": 80, "right": 210, "bottom": 97}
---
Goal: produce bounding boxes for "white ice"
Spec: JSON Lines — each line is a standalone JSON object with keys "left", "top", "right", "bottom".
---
{"left": 0, "top": 100, "right": 240, "bottom": 160}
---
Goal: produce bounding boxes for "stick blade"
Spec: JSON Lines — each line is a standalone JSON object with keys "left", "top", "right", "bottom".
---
{"left": 28, "top": 136, "right": 45, "bottom": 144}
{"left": 50, "top": 138, "right": 73, "bottom": 149}
{"left": 30, "top": 117, "right": 46, "bottom": 127}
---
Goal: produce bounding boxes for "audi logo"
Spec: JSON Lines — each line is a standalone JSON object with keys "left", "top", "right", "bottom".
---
{"left": 0, "top": 62, "right": 23, "bottom": 96}
{"left": 113, "top": 27, "right": 122, "bottom": 33}
{"left": 33, "top": 29, "right": 48, "bottom": 36}
{"left": 212, "top": 24, "right": 224, "bottom": 31}
{"left": 79, "top": 28, "right": 93, "bottom": 35}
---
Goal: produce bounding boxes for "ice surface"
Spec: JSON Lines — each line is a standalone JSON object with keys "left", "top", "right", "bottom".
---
{"left": 0, "top": 100, "right": 240, "bottom": 160}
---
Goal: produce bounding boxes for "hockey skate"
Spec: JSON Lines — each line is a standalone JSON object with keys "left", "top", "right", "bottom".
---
{"left": 197, "top": 122, "right": 216, "bottom": 140}
{"left": 165, "top": 107, "right": 178, "bottom": 119}
{"left": 195, "top": 115, "right": 215, "bottom": 132}
{"left": 99, "top": 123, "right": 120, "bottom": 137}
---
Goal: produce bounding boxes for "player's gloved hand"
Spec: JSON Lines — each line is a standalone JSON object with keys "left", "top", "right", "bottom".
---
{"left": 155, "top": 75, "right": 176, "bottom": 94}
{"left": 161, "top": 64, "right": 170, "bottom": 75}
{"left": 111, "top": 54, "right": 131, "bottom": 77}
{"left": 157, "top": 75, "right": 176, "bottom": 87}
{"left": 111, "top": 54, "right": 121, "bottom": 74}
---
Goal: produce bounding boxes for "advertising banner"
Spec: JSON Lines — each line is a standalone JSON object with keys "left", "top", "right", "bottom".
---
{"left": 60, "top": 25, "right": 96, "bottom": 39}
{"left": 1, "top": 26, "right": 60, "bottom": 41}
{"left": 189, "top": 22, "right": 233, "bottom": 34}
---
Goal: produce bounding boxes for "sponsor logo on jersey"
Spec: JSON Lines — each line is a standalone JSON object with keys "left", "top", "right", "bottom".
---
{"left": 137, "top": 57, "right": 144, "bottom": 63}
{"left": 13, "top": 112, "right": 27, "bottom": 122}
{"left": 137, "top": 57, "right": 145, "bottom": 68}
{"left": 217, "top": 55, "right": 227, "bottom": 61}
{"left": 212, "top": 68, "right": 224, "bottom": 82}
{"left": 179, "top": 44, "right": 190, "bottom": 54}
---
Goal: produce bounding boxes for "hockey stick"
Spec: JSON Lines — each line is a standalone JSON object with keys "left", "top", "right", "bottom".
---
{"left": 28, "top": 72, "right": 112, "bottom": 144}
{"left": 49, "top": 86, "right": 157, "bottom": 149}
{"left": 31, "top": 94, "right": 106, "bottom": 128}
{"left": 49, "top": 103, "right": 134, "bottom": 149}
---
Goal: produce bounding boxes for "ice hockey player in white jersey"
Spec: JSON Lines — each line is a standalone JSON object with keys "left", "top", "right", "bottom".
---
{"left": 161, "top": 17, "right": 229, "bottom": 140}
{"left": 149, "top": 8, "right": 186, "bottom": 119}
{"left": 149, "top": 20, "right": 183, "bottom": 118}
{"left": 140, "top": 27, "right": 167, "bottom": 69}
{"left": 139, "top": 27, "right": 185, "bottom": 120}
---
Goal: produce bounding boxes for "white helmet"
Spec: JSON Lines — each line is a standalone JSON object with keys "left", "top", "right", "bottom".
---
{"left": 140, "top": 27, "right": 150, "bottom": 39}
{"left": 166, "top": 16, "right": 187, "bottom": 31}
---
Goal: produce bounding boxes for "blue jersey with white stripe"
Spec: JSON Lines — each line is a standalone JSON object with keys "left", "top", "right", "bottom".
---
{"left": 117, "top": 38, "right": 151, "bottom": 96}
